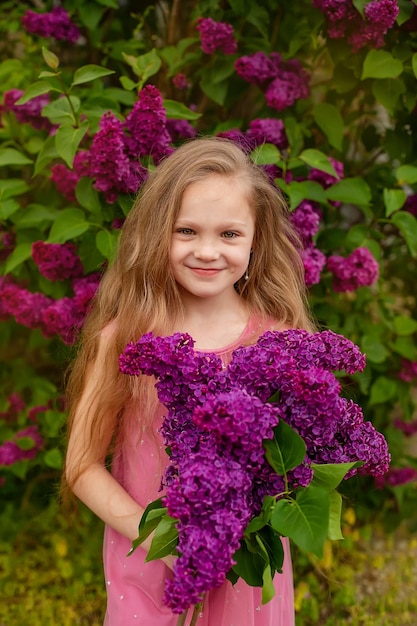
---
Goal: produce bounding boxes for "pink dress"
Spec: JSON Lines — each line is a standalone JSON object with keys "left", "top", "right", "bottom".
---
{"left": 103, "top": 317, "right": 295, "bottom": 625}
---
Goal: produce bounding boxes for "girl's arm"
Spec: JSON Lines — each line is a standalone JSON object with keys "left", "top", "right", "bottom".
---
{"left": 65, "top": 331, "right": 175, "bottom": 567}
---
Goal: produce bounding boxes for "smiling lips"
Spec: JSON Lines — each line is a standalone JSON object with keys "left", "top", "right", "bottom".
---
{"left": 188, "top": 267, "right": 223, "bottom": 276}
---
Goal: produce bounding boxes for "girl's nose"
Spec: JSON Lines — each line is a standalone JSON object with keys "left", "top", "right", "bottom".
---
{"left": 193, "top": 240, "right": 220, "bottom": 261}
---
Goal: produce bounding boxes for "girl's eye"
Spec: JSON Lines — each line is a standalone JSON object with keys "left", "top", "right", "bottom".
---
{"left": 222, "top": 231, "right": 238, "bottom": 239}
{"left": 176, "top": 228, "right": 194, "bottom": 235}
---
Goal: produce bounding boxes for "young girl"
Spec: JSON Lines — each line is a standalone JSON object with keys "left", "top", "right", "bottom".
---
{"left": 65, "top": 137, "right": 316, "bottom": 626}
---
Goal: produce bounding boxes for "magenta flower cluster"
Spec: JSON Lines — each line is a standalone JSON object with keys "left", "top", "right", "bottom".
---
{"left": 196, "top": 17, "right": 237, "bottom": 54}
{"left": 327, "top": 247, "right": 379, "bottom": 292}
{"left": 21, "top": 7, "right": 80, "bottom": 43}
{"left": 313, "top": 0, "right": 399, "bottom": 51}
{"left": 32, "top": 241, "right": 84, "bottom": 281}
{"left": 290, "top": 201, "right": 326, "bottom": 287}
{"left": 119, "top": 328, "right": 390, "bottom": 613}
{"left": 0, "top": 425, "right": 43, "bottom": 467}
{"left": 0, "top": 272, "right": 100, "bottom": 345}
{"left": 2, "top": 89, "right": 53, "bottom": 132}
{"left": 50, "top": 85, "right": 175, "bottom": 204}
{"left": 235, "top": 51, "right": 309, "bottom": 112}
{"left": 397, "top": 358, "right": 417, "bottom": 383}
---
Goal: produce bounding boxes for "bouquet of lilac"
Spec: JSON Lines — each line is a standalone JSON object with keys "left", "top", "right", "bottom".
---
{"left": 119, "top": 329, "right": 390, "bottom": 618}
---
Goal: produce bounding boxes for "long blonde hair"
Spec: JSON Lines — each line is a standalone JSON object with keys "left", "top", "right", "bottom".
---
{"left": 64, "top": 137, "right": 315, "bottom": 489}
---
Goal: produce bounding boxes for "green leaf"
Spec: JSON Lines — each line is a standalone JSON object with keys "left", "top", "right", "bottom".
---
{"left": 42, "top": 47, "right": 59, "bottom": 71}
{"left": 72, "top": 64, "right": 115, "bottom": 87}
{"left": 286, "top": 180, "right": 327, "bottom": 210}
{"left": 299, "top": 149, "right": 338, "bottom": 178}
{"left": 122, "top": 49, "right": 161, "bottom": 84}
{"left": 96, "top": 230, "right": 119, "bottom": 262}
{"left": 129, "top": 499, "right": 167, "bottom": 554}
{"left": 391, "top": 211, "right": 417, "bottom": 257}
{"left": 200, "top": 76, "right": 228, "bottom": 106}
{"left": 369, "top": 376, "right": 398, "bottom": 405}
{"left": 263, "top": 420, "right": 306, "bottom": 475}
{"left": 16, "top": 436, "right": 36, "bottom": 451}
{"left": 48, "top": 208, "right": 90, "bottom": 243}
{"left": 254, "top": 535, "right": 276, "bottom": 604}
{"left": 251, "top": 144, "right": 282, "bottom": 166}
{"left": 43, "top": 448, "right": 63, "bottom": 469}
{"left": 396, "top": 164, "right": 417, "bottom": 185}
{"left": 362, "top": 49, "right": 403, "bottom": 80}
{"left": 145, "top": 514, "right": 178, "bottom": 561}
{"left": 163, "top": 99, "right": 201, "bottom": 120}
{"left": 5, "top": 242, "right": 32, "bottom": 273}
{"left": 232, "top": 540, "right": 265, "bottom": 587}
{"left": 33, "top": 135, "right": 59, "bottom": 176}
{"left": 120, "top": 76, "right": 138, "bottom": 91}
{"left": 383, "top": 188, "right": 406, "bottom": 217}
{"left": 312, "top": 104, "right": 344, "bottom": 151}
{"left": 41, "top": 96, "right": 80, "bottom": 125}
{"left": 15, "top": 81, "right": 55, "bottom": 105}
{"left": 352, "top": 0, "right": 367, "bottom": 17}
{"left": 372, "top": 78, "right": 406, "bottom": 115}
{"left": 361, "top": 335, "right": 388, "bottom": 364}
{"left": 327, "top": 491, "right": 344, "bottom": 541}
{"left": 390, "top": 337, "right": 417, "bottom": 361}
{"left": 311, "top": 462, "right": 360, "bottom": 492}
{"left": 0, "top": 179, "right": 29, "bottom": 200}
{"left": 256, "top": 525, "right": 285, "bottom": 574}
{"left": 326, "top": 177, "right": 371, "bottom": 207}
{"left": 245, "top": 496, "right": 274, "bottom": 534}
{"left": 55, "top": 121, "right": 89, "bottom": 168}
{"left": 412, "top": 52, "right": 417, "bottom": 79}
{"left": 0, "top": 199, "right": 20, "bottom": 220}
{"left": 393, "top": 316, "right": 417, "bottom": 336}
{"left": 271, "top": 487, "right": 330, "bottom": 558}
{"left": 284, "top": 117, "right": 303, "bottom": 156}
{"left": 0, "top": 148, "right": 33, "bottom": 166}
{"left": 75, "top": 178, "right": 102, "bottom": 213}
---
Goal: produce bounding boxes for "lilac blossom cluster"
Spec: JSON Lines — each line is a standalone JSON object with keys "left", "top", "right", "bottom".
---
{"left": 196, "top": 17, "right": 237, "bottom": 54}
{"left": 290, "top": 201, "right": 326, "bottom": 287}
{"left": 21, "top": 7, "right": 80, "bottom": 43}
{"left": 1, "top": 89, "right": 54, "bottom": 132}
{"left": 119, "top": 327, "right": 390, "bottom": 612}
{"left": 313, "top": 0, "right": 398, "bottom": 52}
{"left": 235, "top": 51, "right": 309, "bottom": 112}
{"left": 0, "top": 425, "right": 43, "bottom": 467}
{"left": 327, "top": 247, "right": 379, "bottom": 292}
{"left": 375, "top": 467, "right": 417, "bottom": 489}
{"left": 32, "top": 241, "right": 84, "bottom": 281}
{"left": 50, "top": 85, "right": 177, "bottom": 204}
{"left": 0, "top": 272, "right": 100, "bottom": 344}
{"left": 397, "top": 358, "right": 417, "bottom": 383}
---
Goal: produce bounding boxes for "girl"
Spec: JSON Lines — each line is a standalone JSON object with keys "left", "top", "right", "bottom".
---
{"left": 65, "top": 137, "right": 316, "bottom": 625}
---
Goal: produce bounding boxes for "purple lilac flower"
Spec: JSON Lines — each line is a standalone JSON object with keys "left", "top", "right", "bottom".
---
{"left": 50, "top": 150, "right": 91, "bottom": 202}
{"left": 302, "top": 246, "right": 326, "bottom": 287}
{"left": 32, "top": 241, "right": 84, "bottom": 281}
{"left": 215, "top": 128, "right": 253, "bottom": 152}
{"left": 0, "top": 393, "right": 25, "bottom": 422}
{"left": 21, "top": 7, "right": 80, "bottom": 43}
{"left": 0, "top": 228, "right": 15, "bottom": 261}
{"left": 42, "top": 297, "right": 84, "bottom": 344}
{"left": 328, "top": 247, "right": 379, "bottom": 292}
{"left": 120, "top": 327, "right": 389, "bottom": 613}
{"left": 375, "top": 467, "right": 417, "bottom": 489}
{"left": 290, "top": 201, "right": 321, "bottom": 244}
{"left": 195, "top": 17, "right": 237, "bottom": 55}
{"left": 397, "top": 358, "right": 417, "bottom": 383}
{"left": 393, "top": 417, "right": 417, "bottom": 436}
{"left": 404, "top": 194, "right": 417, "bottom": 217}
{"left": 0, "top": 425, "right": 43, "bottom": 466}
{"left": 124, "top": 85, "right": 173, "bottom": 165}
{"left": 0, "top": 280, "right": 53, "bottom": 329}
{"left": 172, "top": 73, "right": 191, "bottom": 90}
{"left": 87, "top": 112, "right": 146, "bottom": 203}
{"left": 166, "top": 118, "right": 197, "bottom": 142}
{"left": 265, "top": 69, "right": 310, "bottom": 112}
{"left": 72, "top": 272, "right": 101, "bottom": 316}
{"left": 2, "top": 89, "right": 53, "bottom": 131}
{"left": 313, "top": 0, "right": 398, "bottom": 52}
{"left": 235, "top": 51, "right": 281, "bottom": 87}
{"left": 247, "top": 118, "right": 288, "bottom": 150}
{"left": 308, "top": 158, "right": 344, "bottom": 187}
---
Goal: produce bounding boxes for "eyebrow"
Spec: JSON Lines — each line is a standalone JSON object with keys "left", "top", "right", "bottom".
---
{"left": 174, "top": 220, "right": 250, "bottom": 229}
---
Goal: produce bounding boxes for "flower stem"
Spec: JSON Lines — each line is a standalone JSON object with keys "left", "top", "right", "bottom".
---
{"left": 176, "top": 611, "right": 188, "bottom": 626}
{"left": 190, "top": 600, "right": 204, "bottom": 626}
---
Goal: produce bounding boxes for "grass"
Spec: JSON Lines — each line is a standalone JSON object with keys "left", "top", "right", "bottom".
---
{"left": 1, "top": 498, "right": 416, "bottom": 625}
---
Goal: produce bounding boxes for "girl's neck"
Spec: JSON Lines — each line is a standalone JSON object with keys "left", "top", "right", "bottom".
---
{"left": 173, "top": 292, "right": 251, "bottom": 350}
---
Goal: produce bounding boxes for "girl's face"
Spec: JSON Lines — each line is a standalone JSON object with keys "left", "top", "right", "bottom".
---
{"left": 170, "top": 174, "right": 255, "bottom": 307}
